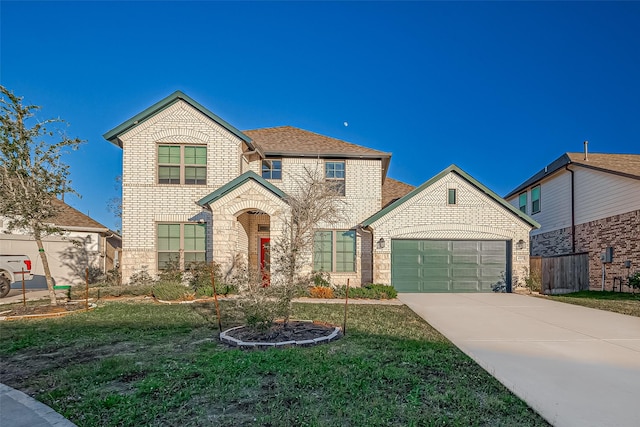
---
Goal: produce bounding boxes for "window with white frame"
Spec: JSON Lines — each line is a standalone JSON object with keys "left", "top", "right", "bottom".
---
{"left": 261, "top": 159, "right": 282, "bottom": 180}
{"left": 157, "top": 223, "right": 206, "bottom": 270}
{"left": 325, "top": 161, "right": 345, "bottom": 196}
{"left": 158, "top": 145, "right": 206, "bottom": 185}
{"left": 531, "top": 185, "right": 541, "bottom": 214}
{"left": 313, "top": 230, "right": 355, "bottom": 272}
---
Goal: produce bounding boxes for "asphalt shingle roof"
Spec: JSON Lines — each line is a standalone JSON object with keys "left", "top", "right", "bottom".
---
{"left": 381, "top": 178, "right": 415, "bottom": 208}
{"left": 243, "top": 126, "right": 391, "bottom": 158}
{"left": 505, "top": 152, "right": 640, "bottom": 199}
{"left": 50, "top": 198, "right": 108, "bottom": 230}
{"left": 566, "top": 152, "right": 640, "bottom": 178}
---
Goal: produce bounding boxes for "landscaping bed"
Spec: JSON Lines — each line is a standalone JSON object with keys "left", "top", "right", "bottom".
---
{"left": 0, "top": 301, "right": 93, "bottom": 319}
{"left": 0, "top": 300, "right": 548, "bottom": 426}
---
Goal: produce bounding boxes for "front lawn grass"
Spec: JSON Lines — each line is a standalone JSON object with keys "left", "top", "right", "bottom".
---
{"left": 546, "top": 290, "right": 640, "bottom": 317}
{"left": 1, "top": 301, "right": 548, "bottom": 426}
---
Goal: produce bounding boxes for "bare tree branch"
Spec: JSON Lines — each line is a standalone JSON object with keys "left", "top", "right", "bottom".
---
{"left": 0, "top": 85, "right": 84, "bottom": 305}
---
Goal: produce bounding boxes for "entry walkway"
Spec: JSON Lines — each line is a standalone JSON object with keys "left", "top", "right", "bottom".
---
{"left": 398, "top": 293, "right": 640, "bottom": 427}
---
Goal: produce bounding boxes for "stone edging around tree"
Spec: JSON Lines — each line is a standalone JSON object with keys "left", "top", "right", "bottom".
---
{"left": 220, "top": 321, "right": 343, "bottom": 349}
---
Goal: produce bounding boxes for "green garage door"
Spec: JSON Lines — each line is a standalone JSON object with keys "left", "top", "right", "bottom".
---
{"left": 391, "top": 240, "right": 509, "bottom": 293}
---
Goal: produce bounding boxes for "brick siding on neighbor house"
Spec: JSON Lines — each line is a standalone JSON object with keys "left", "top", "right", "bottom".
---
{"left": 576, "top": 209, "right": 640, "bottom": 291}
{"left": 369, "top": 172, "right": 533, "bottom": 287}
{"left": 532, "top": 209, "right": 640, "bottom": 291}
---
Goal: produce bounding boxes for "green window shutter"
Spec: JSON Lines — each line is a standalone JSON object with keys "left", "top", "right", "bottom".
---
{"left": 336, "top": 230, "right": 356, "bottom": 272}
{"left": 313, "top": 231, "right": 333, "bottom": 272}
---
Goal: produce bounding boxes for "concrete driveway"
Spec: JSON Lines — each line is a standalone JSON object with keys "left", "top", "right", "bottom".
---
{"left": 398, "top": 293, "right": 640, "bottom": 427}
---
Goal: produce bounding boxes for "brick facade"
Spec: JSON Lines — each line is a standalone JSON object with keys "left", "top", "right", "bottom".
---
{"left": 576, "top": 210, "right": 639, "bottom": 290}
{"left": 111, "top": 93, "right": 536, "bottom": 291}
{"left": 531, "top": 209, "right": 640, "bottom": 291}
{"left": 368, "top": 171, "right": 534, "bottom": 288}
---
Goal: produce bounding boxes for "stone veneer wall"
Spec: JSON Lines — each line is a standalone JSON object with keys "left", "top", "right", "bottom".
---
{"left": 532, "top": 209, "right": 640, "bottom": 291}
{"left": 530, "top": 228, "right": 573, "bottom": 258}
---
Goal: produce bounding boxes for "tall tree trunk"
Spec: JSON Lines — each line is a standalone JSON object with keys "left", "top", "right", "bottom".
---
{"left": 35, "top": 235, "right": 57, "bottom": 305}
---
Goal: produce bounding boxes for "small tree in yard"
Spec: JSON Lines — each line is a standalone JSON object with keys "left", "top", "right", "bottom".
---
{"left": 268, "top": 166, "right": 345, "bottom": 324}
{"left": 0, "top": 86, "right": 83, "bottom": 305}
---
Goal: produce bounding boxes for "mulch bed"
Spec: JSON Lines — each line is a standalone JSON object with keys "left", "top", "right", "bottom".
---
{"left": 225, "top": 321, "right": 340, "bottom": 343}
{"left": 1, "top": 302, "right": 90, "bottom": 317}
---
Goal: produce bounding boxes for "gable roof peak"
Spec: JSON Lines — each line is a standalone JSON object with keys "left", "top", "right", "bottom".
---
{"left": 362, "top": 164, "right": 540, "bottom": 229}
{"left": 103, "top": 91, "right": 252, "bottom": 148}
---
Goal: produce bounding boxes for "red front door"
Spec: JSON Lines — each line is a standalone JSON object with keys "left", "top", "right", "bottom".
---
{"left": 260, "top": 238, "right": 270, "bottom": 286}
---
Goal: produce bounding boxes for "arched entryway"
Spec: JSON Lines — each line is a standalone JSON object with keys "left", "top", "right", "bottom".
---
{"left": 236, "top": 210, "right": 271, "bottom": 283}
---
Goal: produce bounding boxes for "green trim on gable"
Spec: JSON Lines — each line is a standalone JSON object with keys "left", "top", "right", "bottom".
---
{"left": 361, "top": 165, "right": 540, "bottom": 229}
{"left": 197, "top": 171, "right": 288, "bottom": 207}
{"left": 103, "top": 91, "right": 252, "bottom": 147}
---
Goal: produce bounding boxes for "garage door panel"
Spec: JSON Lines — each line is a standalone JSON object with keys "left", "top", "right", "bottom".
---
{"left": 452, "top": 254, "right": 480, "bottom": 265}
{"left": 480, "top": 267, "right": 504, "bottom": 277}
{"left": 480, "top": 255, "right": 506, "bottom": 265}
{"left": 422, "top": 255, "right": 450, "bottom": 265}
{"left": 393, "top": 255, "right": 421, "bottom": 266}
{"left": 422, "top": 267, "right": 450, "bottom": 279}
{"left": 392, "top": 239, "right": 509, "bottom": 293}
{"left": 423, "top": 281, "right": 451, "bottom": 292}
{"left": 451, "top": 267, "right": 480, "bottom": 279}
{"left": 452, "top": 280, "right": 481, "bottom": 292}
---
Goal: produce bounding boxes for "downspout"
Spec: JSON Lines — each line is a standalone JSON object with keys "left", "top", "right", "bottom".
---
{"left": 565, "top": 165, "right": 576, "bottom": 253}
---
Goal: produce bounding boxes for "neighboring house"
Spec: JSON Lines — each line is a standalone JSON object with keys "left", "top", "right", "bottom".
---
{"left": 104, "top": 91, "right": 537, "bottom": 292}
{"left": 0, "top": 198, "right": 121, "bottom": 286}
{"left": 505, "top": 147, "right": 640, "bottom": 291}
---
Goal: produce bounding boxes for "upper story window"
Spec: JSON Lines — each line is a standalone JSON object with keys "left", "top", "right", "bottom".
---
{"left": 518, "top": 192, "right": 527, "bottom": 213}
{"left": 158, "top": 145, "right": 206, "bottom": 185}
{"left": 447, "top": 188, "right": 457, "bottom": 205}
{"left": 531, "top": 185, "right": 541, "bottom": 214}
{"left": 261, "top": 159, "right": 282, "bottom": 180}
{"left": 325, "top": 161, "right": 345, "bottom": 196}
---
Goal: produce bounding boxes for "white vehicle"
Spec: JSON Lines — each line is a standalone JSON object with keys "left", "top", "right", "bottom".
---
{"left": 0, "top": 255, "right": 33, "bottom": 297}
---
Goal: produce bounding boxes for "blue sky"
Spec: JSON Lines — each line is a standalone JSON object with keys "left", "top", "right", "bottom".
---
{"left": 2, "top": 1, "right": 639, "bottom": 230}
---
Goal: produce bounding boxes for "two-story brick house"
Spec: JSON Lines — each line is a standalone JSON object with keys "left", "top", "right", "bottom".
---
{"left": 105, "top": 91, "right": 537, "bottom": 292}
{"left": 505, "top": 146, "right": 640, "bottom": 290}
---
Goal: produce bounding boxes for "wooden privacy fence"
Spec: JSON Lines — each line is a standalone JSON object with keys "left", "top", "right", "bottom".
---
{"left": 539, "top": 252, "right": 589, "bottom": 295}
